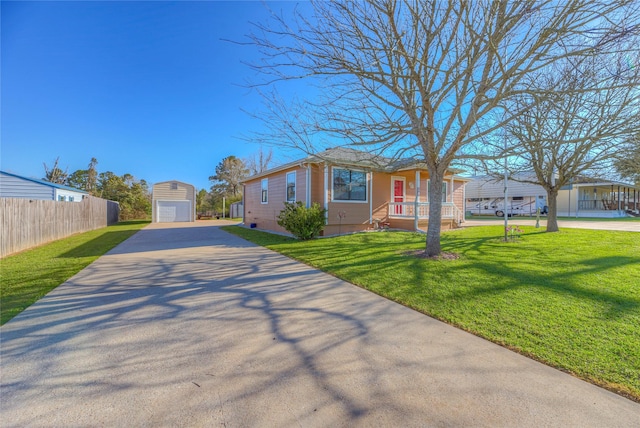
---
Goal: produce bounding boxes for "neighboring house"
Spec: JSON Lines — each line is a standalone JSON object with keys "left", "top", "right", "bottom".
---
{"left": 557, "top": 178, "right": 640, "bottom": 218}
{"left": 466, "top": 173, "right": 640, "bottom": 218}
{"left": 0, "top": 170, "right": 88, "bottom": 202}
{"left": 465, "top": 173, "right": 548, "bottom": 217}
{"left": 242, "top": 148, "right": 469, "bottom": 236}
{"left": 152, "top": 180, "right": 196, "bottom": 223}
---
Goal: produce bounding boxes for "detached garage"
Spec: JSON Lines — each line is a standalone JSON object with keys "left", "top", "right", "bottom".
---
{"left": 152, "top": 180, "right": 196, "bottom": 223}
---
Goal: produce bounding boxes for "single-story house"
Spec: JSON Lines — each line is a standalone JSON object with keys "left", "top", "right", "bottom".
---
{"left": 0, "top": 170, "right": 88, "bottom": 202}
{"left": 152, "top": 180, "right": 196, "bottom": 223}
{"left": 242, "top": 148, "right": 469, "bottom": 236}
{"left": 558, "top": 179, "right": 640, "bottom": 218}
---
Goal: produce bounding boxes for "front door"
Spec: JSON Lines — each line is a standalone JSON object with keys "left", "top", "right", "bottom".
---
{"left": 392, "top": 177, "right": 405, "bottom": 215}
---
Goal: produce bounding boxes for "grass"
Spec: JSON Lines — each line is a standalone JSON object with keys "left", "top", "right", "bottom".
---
{"left": 0, "top": 220, "right": 149, "bottom": 325}
{"left": 223, "top": 225, "right": 640, "bottom": 401}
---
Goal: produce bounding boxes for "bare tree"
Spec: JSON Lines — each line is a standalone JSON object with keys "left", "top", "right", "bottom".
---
{"left": 490, "top": 50, "right": 640, "bottom": 232}
{"left": 245, "top": 0, "right": 639, "bottom": 256}
{"left": 615, "top": 134, "right": 640, "bottom": 185}
{"left": 43, "top": 157, "right": 68, "bottom": 184}
{"left": 245, "top": 146, "right": 274, "bottom": 176}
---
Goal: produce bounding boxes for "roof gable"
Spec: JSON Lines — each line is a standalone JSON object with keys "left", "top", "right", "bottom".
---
{"left": 152, "top": 180, "right": 195, "bottom": 189}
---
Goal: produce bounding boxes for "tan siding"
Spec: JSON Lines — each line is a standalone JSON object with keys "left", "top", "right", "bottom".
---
{"left": 243, "top": 172, "right": 291, "bottom": 233}
{"left": 278, "top": 166, "right": 308, "bottom": 204}
{"left": 452, "top": 180, "right": 465, "bottom": 212}
{"left": 372, "top": 172, "right": 391, "bottom": 223}
{"left": 310, "top": 164, "right": 324, "bottom": 205}
{"left": 152, "top": 181, "right": 195, "bottom": 201}
{"left": 326, "top": 202, "right": 370, "bottom": 226}
{"left": 151, "top": 181, "right": 196, "bottom": 222}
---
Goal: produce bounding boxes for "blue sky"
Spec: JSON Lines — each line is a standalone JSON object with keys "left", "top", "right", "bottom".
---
{"left": 1, "top": 1, "right": 307, "bottom": 191}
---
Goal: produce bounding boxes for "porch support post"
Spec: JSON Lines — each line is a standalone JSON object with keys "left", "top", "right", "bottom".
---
{"left": 306, "top": 164, "right": 311, "bottom": 208}
{"left": 414, "top": 171, "right": 420, "bottom": 231}
{"left": 618, "top": 185, "right": 621, "bottom": 211}
{"left": 369, "top": 171, "right": 373, "bottom": 225}
{"left": 324, "top": 163, "right": 329, "bottom": 225}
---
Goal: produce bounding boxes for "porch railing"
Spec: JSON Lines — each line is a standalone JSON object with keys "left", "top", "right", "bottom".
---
{"left": 389, "top": 202, "right": 464, "bottom": 224}
{"left": 578, "top": 199, "right": 622, "bottom": 211}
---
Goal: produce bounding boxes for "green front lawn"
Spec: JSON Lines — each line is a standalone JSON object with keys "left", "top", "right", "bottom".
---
{"left": 0, "top": 221, "right": 149, "bottom": 325}
{"left": 223, "top": 225, "right": 640, "bottom": 401}
{"left": 467, "top": 215, "right": 640, "bottom": 222}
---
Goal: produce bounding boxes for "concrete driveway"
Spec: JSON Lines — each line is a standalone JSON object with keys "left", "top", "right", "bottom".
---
{"left": 1, "top": 222, "right": 639, "bottom": 427}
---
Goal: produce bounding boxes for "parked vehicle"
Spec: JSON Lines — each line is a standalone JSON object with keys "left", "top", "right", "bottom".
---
{"left": 468, "top": 196, "right": 547, "bottom": 217}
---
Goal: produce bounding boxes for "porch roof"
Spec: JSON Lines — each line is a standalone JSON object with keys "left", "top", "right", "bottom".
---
{"left": 561, "top": 180, "right": 640, "bottom": 190}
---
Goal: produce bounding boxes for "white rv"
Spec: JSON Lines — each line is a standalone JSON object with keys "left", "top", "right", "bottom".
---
{"left": 466, "top": 174, "right": 548, "bottom": 217}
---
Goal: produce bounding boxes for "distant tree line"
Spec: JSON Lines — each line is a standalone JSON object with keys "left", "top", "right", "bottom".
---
{"left": 43, "top": 157, "right": 151, "bottom": 220}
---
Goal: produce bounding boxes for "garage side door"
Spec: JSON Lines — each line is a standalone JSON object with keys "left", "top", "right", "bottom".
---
{"left": 157, "top": 201, "right": 191, "bottom": 222}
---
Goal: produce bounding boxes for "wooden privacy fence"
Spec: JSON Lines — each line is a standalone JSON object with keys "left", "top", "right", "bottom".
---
{"left": 0, "top": 197, "right": 120, "bottom": 258}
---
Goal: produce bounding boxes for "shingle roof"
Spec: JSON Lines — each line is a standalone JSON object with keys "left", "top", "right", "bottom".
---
{"left": 309, "top": 147, "right": 395, "bottom": 170}
{"left": 243, "top": 147, "right": 466, "bottom": 181}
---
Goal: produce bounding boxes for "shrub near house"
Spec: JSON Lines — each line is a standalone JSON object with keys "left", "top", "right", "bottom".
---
{"left": 277, "top": 202, "right": 327, "bottom": 240}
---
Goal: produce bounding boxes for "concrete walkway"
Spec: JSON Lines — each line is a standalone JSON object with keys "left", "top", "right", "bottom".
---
{"left": 1, "top": 222, "right": 638, "bottom": 427}
{"left": 463, "top": 218, "right": 640, "bottom": 232}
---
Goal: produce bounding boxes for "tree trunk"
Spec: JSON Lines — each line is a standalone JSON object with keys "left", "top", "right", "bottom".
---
{"left": 546, "top": 188, "right": 560, "bottom": 232}
{"left": 426, "top": 175, "right": 444, "bottom": 256}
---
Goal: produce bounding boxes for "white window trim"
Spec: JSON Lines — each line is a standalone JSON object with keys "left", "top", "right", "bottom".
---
{"left": 261, "top": 178, "right": 268, "bottom": 204}
{"left": 426, "top": 179, "right": 448, "bottom": 203}
{"left": 286, "top": 171, "right": 296, "bottom": 203}
{"left": 331, "top": 167, "right": 368, "bottom": 203}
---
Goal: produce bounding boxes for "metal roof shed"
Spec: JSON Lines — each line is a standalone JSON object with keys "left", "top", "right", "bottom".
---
{"left": 152, "top": 180, "right": 196, "bottom": 223}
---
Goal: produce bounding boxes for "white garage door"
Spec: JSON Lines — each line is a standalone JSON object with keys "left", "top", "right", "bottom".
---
{"left": 157, "top": 201, "right": 191, "bottom": 222}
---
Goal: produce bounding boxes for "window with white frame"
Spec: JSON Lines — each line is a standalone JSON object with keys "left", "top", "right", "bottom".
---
{"left": 286, "top": 171, "right": 296, "bottom": 202}
{"left": 426, "top": 180, "right": 448, "bottom": 203}
{"left": 261, "top": 178, "right": 268, "bottom": 203}
{"left": 332, "top": 168, "right": 367, "bottom": 201}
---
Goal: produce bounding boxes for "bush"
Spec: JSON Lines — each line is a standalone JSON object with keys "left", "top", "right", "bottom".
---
{"left": 277, "top": 202, "right": 327, "bottom": 240}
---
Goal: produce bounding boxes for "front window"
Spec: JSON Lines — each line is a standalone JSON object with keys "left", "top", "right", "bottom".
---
{"left": 286, "top": 171, "right": 296, "bottom": 202}
{"left": 427, "top": 180, "right": 447, "bottom": 203}
{"left": 261, "top": 178, "right": 268, "bottom": 203}
{"left": 332, "top": 168, "right": 367, "bottom": 201}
